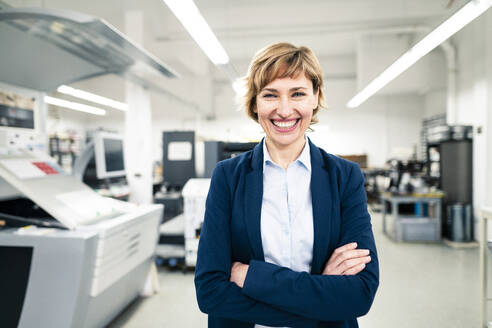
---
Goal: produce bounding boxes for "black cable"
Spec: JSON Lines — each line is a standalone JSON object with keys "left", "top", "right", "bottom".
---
{"left": 0, "top": 212, "right": 67, "bottom": 230}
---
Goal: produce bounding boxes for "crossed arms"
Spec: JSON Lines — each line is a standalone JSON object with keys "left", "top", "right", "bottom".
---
{"left": 194, "top": 162, "right": 379, "bottom": 326}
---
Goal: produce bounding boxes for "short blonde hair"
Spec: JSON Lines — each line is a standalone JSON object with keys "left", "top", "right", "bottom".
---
{"left": 242, "top": 42, "right": 325, "bottom": 125}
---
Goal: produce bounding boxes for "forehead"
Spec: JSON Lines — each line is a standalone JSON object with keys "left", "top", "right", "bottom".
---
{"left": 262, "top": 73, "right": 313, "bottom": 90}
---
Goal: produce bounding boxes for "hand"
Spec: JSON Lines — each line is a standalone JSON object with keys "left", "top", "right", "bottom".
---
{"left": 322, "top": 242, "right": 371, "bottom": 276}
{"left": 230, "top": 262, "right": 249, "bottom": 288}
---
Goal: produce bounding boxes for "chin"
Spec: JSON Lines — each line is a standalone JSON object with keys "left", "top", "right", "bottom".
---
{"left": 268, "top": 133, "right": 304, "bottom": 147}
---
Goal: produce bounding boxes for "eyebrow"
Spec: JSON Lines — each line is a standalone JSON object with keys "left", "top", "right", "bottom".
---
{"left": 262, "top": 87, "right": 308, "bottom": 93}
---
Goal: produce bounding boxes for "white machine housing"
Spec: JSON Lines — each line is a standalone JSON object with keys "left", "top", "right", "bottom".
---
{"left": 0, "top": 149, "right": 162, "bottom": 328}
{"left": 182, "top": 178, "right": 210, "bottom": 267}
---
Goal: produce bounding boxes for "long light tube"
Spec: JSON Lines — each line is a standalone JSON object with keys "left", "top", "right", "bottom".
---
{"left": 162, "top": 0, "right": 229, "bottom": 65}
{"left": 347, "top": 0, "right": 492, "bottom": 108}
{"left": 44, "top": 96, "right": 106, "bottom": 116}
{"left": 57, "top": 85, "right": 128, "bottom": 111}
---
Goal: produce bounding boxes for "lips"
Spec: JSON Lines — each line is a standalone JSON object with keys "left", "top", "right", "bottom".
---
{"left": 271, "top": 119, "right": 300, "bottom": 132}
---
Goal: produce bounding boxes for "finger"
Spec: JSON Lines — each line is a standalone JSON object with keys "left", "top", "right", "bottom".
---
{"left": 323, "top": 266, "right": 343, "bottom": 275}
{"left": 331, "top": 249, "right": 370, "bottom": 268}
{"left": 343, "top": 264, "right": 365, "bottom": 276}
{"left": 339, "top": 256, "right": 371, "bottom": 273}
{"left": 324, "top": 255, "right": 371, "bottom": 275}
{"left": 323, "top": 262, "right": 346, "bottom": 275}
{"left": 338, "top": 257, "right": 370, "bottom": 272}
{"left": 343, "top": 263, "right": 366, "bottom": 275}
{"left": 230, "top": 262, "right": 241, "bottom": 279}
{"left": 333, "top": 242, "right": 358, "bottom": 256}
{"left": 329, "top": 242, "right": 358, "bottom": 264}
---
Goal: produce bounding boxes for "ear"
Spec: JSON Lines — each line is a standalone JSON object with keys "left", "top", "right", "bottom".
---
{"left": 313, "top": 87, "right": 319, "bottom": 109}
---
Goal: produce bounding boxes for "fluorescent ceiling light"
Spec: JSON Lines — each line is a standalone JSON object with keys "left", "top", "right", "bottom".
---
{"left": 347, "top": 0, "right": 492, "bottom": 108}
{"left": 57, "top": 85, "right": 128, "bottom": 111}
{"left": 44, "top": 96, "right": 106, "bottom": 116}
{"left": 162, "top": 0, "right": 229, "bottom": 65}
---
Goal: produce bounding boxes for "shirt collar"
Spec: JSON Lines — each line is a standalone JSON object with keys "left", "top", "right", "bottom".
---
{"left": 262, "top": 136, "right": 311, "bottom": 171}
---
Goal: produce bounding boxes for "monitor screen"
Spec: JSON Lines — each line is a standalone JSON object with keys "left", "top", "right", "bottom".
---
{"left": 104, "top": 138, "right": 124, "bottom": 172}
{"left": 94, "top": 132, "right": 126, "bottom": 179}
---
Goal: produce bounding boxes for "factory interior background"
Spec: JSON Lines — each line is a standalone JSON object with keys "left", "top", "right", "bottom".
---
{"left": 1, "top": 0, "right": 492, "bottom": 327}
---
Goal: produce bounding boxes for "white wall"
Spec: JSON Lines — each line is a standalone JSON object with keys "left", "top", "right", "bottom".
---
{"left": 55, "top": 52, "right": 429, "bottom": 172}
{"left": 42, "top": 8, "right": 460, "bottom": 182}
{"left": 154, "top": 92, "right": 424, "bottom": 169}
{"left": 424, "top": 90, "right": 447, "bottom": 118}
{"left": 301, "top": 94, "right": 424, "bottom": 167}
{"left": 204, "top": 49, "right": 427, "bottom": 168}
{"left": 47, "top": 108, "right": 90, "bottom": 139}
{"left": 451, "top": 10, "right": 492, "bottom": 239}
{"left": 358, "top": 33, "right": 446, "bottom": 95}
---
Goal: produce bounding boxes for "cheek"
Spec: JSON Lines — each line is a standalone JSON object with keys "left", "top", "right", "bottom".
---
{"left": 296, "top": 101, "right": 314, "bottom": 118}
{"left": 256, "top": 101, "right": 276, "bottom": 117}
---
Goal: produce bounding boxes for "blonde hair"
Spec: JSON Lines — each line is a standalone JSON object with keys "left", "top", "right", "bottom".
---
{"left": 242, "top": 42, "right": 325, "bottom": 125}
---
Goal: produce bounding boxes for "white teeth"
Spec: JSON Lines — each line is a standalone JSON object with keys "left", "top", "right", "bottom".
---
{"left": 273, "top": 120, "right": 297, "bottom": 128}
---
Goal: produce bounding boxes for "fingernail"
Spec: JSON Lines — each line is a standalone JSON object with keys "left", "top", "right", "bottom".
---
{"left": 352, "top": 242, "right": 357, "bottom": 247}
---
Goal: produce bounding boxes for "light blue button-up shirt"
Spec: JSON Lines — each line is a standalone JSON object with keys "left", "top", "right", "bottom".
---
{"left": 255, "top": 137, "right": 314, "bottom": 328}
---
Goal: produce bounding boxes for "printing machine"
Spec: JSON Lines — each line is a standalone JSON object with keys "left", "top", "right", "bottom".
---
{"left": 0, "top": 148, "right": 162, "bottom": 328}
{"left": 0, "top": 5, "right": 177, "bottom": 326}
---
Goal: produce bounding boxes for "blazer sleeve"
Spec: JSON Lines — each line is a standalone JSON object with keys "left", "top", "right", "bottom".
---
{"left": 194, "top": 162, "right": 318, "bottom": 327}
{"left": 241, "top": 163, "right": 379, "bottom": 322}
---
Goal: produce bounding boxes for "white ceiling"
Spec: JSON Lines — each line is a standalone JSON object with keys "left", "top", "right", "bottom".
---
{"left": 6, "top": 0, "right": 469, "bottom": 119}
{"left": 8, "top": 0, "right": 467, "bottom": 73}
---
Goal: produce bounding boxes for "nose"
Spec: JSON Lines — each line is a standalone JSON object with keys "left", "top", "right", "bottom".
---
{"left": 277, "top": 95, "right": 293, "bottom": 118}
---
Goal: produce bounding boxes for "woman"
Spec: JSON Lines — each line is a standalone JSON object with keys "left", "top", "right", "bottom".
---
{"left": 195, "top": 42, "right": 379, "bottom": 328}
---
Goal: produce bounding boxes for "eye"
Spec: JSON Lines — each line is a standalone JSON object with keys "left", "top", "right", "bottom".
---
{"left": 262, "top": 93, "right": 276, "bottom": 98}
{"left": 292, "top": 92, "right": 306, "bottom": 97}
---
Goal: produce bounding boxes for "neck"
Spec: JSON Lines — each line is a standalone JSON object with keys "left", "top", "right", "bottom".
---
{"left": 265, "top": 136, "right": 306, "bottom": 170}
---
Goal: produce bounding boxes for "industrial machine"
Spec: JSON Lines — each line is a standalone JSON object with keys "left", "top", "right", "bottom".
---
{"left": 204, "top": 141, "right": 257, "bottom": 178}
{"left": 386, "top": 159, "right": 427, "bottom": 194}
{"left": 162, "top": 131, "right": 196, "bottom": 192}
{"left": 424, "top": 123, "right": 474, "bottom": 241}
{"left": 0, "top": 111, "right": 160, "bottom": 327}
{"left": 0, "top": 147, "right": 162, "bottom": 328}
{"left": 182, "top": 178, "right": 211, "bottom": 267}
{"left": 154, "top": 131, "right": 195, "bottom": 267}
{"left": 0, "top": 4, "right": 175, "bottom": 327}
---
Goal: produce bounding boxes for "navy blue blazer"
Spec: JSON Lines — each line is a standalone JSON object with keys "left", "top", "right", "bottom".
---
{"left": 195, "top": 138, "right": 379, "bottom": 328}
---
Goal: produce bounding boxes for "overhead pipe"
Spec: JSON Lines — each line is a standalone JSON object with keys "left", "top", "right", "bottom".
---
{"left": 439, "top": 41, "right": 458, "bottom": 125}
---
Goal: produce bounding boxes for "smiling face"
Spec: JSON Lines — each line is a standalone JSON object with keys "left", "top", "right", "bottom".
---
{"left": 254, "top": 73, "right": 318, "bottom": 149}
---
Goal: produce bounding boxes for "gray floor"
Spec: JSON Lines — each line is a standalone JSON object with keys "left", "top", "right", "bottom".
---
{"left": 108, "top": 211, "right": 481, "bottom": 328}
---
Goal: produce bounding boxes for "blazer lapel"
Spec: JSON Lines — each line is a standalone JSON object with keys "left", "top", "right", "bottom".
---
{"left": 244, "top": 141, "right": 265, "bottom": 261}
{"left": 309, "top": 139, "right": 333, "bottom": 274}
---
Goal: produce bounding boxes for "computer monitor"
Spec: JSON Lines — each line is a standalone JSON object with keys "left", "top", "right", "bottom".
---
{"left": 94, "top": 132, "right": 126, "bottom": 179}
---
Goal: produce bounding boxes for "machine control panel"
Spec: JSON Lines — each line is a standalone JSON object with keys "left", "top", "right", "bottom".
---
{"left": 0, "top": 159, "right": 62, "bottom": 179}
{"left": 31, "top": 161, "right": 60, "bottom": 175}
